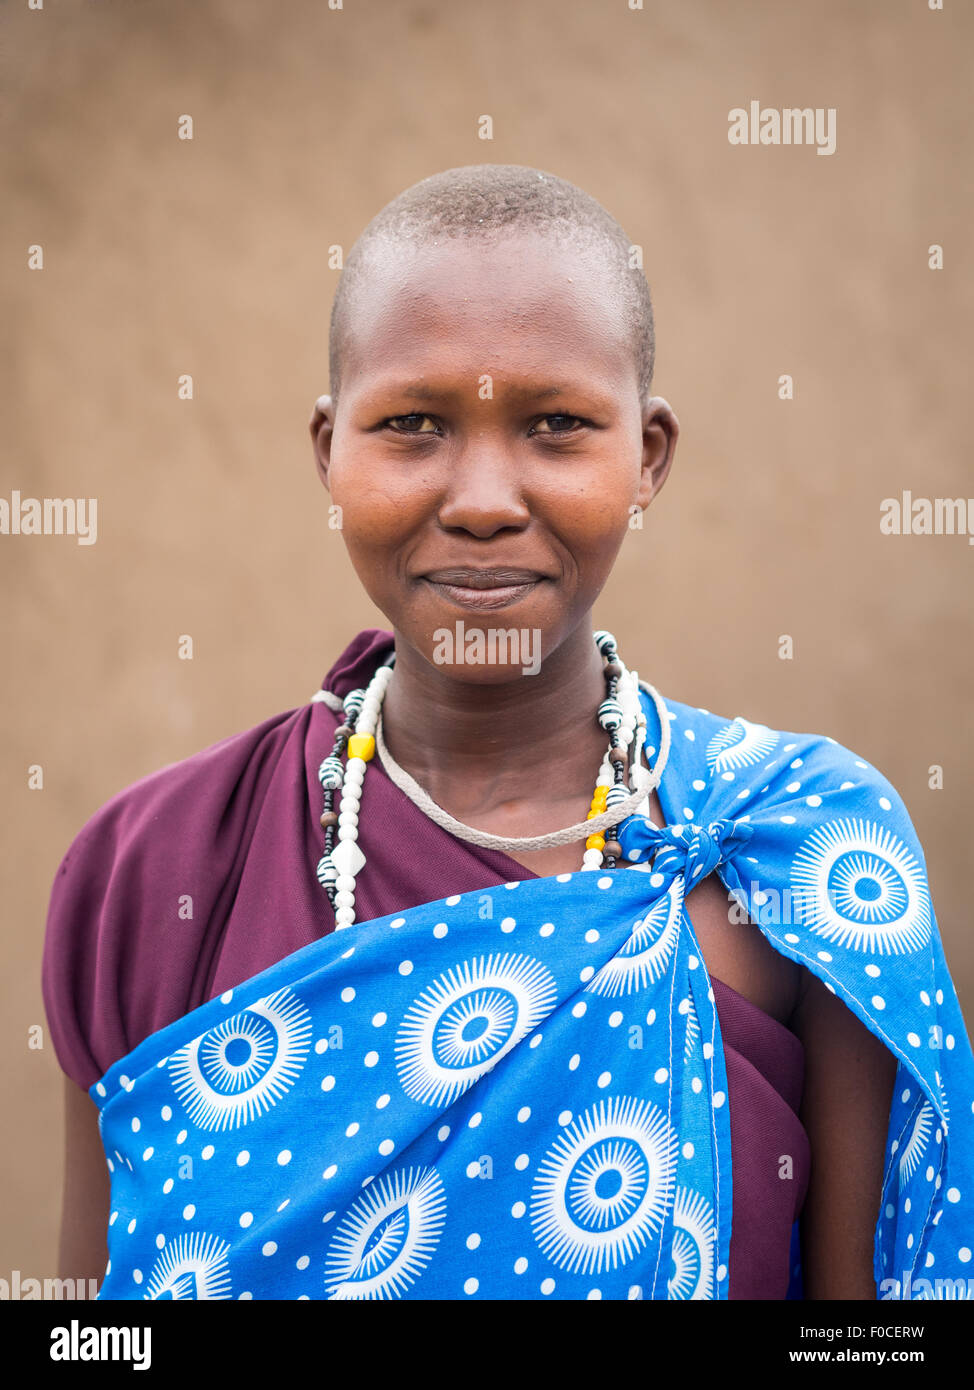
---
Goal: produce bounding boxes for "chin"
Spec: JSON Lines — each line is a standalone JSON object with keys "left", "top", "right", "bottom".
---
{"left": 429, "top": 657, "right": 541, "bottom": 683}
{"left": 424, "top": 612, "right": 547, "bottom": 679}
{"left": 388, "top": 624, "right": 540, "bottom": 682}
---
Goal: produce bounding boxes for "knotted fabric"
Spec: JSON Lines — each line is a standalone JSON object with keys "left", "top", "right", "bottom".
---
{"left": 617, "top": 816, "right": 755, "bottom": 887}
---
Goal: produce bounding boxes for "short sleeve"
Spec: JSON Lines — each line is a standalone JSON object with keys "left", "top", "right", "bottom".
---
{"left": 42, "top": 802, "right": 138, "bottom": 1090}
{"left": 41, "top": 707, "right": 304, "bottom": 1092}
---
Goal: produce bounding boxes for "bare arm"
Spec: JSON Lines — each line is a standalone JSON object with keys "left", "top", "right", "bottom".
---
{"left": 58, "top": 1075, "right": 111, "bottom": 1284}
{"left": 791, "top": 966, "right": 897, "bottom": 1299}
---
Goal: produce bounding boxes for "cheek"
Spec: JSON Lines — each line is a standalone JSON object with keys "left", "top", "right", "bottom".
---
{"left": 547, "top": 490, "right": 631, "bottom": 575}
{"left": 543, "top": 440, "right": 642, "bottom": 542}
{"left": 330, "top": 465, "right": 431, "bottom": 554}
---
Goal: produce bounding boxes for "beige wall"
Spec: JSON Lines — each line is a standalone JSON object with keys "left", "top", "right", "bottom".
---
{"left": 2, "top": 0, "right": 970, "bottom": 1279}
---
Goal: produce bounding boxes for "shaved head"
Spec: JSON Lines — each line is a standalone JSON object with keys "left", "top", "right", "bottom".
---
{"left": 328, "top": 164, "right": 655, "bottom": 408}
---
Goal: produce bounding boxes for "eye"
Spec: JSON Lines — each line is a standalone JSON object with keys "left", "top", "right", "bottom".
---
{"left": 383, "top": 414, "right": 440, "bottom": 434}
{"left": 530, "top": 414, "right": 587, "bottom": 435}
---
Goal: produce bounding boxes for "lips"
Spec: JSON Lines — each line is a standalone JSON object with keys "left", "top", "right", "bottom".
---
{"left": 423, "top": 568, "right": 547, "bottom": 588}
{"left": 421, "top": 568, "right": 548, "bottom": 611}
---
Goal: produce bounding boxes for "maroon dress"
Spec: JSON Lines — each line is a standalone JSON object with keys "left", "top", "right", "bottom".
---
{"left": 42, "top": 628, "right": 809, "bottom": 1298}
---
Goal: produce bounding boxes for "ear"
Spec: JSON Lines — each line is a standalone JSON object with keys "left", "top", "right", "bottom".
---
{"left": 635, "top": 396, "right": 679, "bottom": 510}
{"left": 309, "top": 394, "right": 336, "bottom": 491}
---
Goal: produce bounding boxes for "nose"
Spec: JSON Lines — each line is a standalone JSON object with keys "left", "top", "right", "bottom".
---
{"left": 435, "top": 439, "right": 532, "bottom": 538}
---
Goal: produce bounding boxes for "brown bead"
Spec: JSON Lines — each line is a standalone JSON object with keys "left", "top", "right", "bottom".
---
{"left": 334, "top": 724, "right": 353, "bottom": 740}
{"left": 319, "top": 810, "right": 339, "bottom": 828}
{"left": 603, "top": 840, "right": 623, "bottom": 858}
{"left": 603, "top": 661, "right": 622, "bottom": 678}
{"left": 609, "top": 747, "right": 627, "bottom": 764}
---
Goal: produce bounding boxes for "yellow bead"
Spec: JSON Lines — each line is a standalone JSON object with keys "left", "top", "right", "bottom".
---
{"left": 585, "top": 834, "right": 605, "bottom": 851}
{"left": 587, "top": 809, "right": 601, "bottom": 820}
{"left": 595, "top": 784, "right": 611, "bottom": 796}
{"left": 592, "top": 790, "right": 609, "bottom": 808}
{"left": 347, "top": 734, "right": 375, "bottom": 761}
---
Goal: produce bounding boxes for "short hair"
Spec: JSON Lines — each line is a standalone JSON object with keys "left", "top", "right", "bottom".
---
{"left": 328, "top": 164, "right": 655, "bottom": 407}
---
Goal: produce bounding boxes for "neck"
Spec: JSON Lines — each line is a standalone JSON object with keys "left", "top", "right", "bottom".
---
{"left": 378, "top": 621, "right": 611, "bottom": 815}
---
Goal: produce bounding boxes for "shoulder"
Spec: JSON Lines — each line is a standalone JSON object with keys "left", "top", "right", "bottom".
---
{"left": 654, "top": 691, "right": 917, "bottom": 836}
{"left": 64, "top": 704, "right": 309, "bottom": 857}
{"left": 651, "top": 689, "right": 937, "bottom": 986}
{"left": 42, "top": 702, "right": 314, "bottom": 1089}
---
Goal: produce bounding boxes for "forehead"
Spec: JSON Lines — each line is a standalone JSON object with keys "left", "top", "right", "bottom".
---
{"left": 339, "top": 231, "right": 634, "bottom": 391}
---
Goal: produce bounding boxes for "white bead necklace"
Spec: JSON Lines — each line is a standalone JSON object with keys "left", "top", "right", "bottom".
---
{"left": 313, "top": 631, "right": 670, "bottom": 930}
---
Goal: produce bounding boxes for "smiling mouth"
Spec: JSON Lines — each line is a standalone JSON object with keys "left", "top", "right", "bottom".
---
{"left": 421, "top": 577, "right": 544, "bottom": 611}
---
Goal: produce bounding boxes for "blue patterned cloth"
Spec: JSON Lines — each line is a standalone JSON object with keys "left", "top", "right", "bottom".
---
{"left": 92, "top": 693, "right": 974, "bottom": 1300}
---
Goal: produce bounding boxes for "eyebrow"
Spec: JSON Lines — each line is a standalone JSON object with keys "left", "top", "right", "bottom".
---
{"left": 394, "top": 384, "right": 440, "bottom": 401}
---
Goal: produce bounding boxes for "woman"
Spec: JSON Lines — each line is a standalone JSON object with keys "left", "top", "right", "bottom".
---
{"left": 44, "top": 165, "right": 974, "bottom": 1301}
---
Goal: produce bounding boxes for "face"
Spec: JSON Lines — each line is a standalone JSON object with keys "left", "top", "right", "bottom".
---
{"left": 310, "top": 231, "right": 678, "bottom": 681}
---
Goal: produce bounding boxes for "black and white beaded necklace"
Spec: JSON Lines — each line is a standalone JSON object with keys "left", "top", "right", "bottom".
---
{"left": 310, "top": 631, "right": 671, "bottom": 929}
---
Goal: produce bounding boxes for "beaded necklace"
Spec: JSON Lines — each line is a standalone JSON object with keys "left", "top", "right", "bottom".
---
{"left": 312, "top": 630, "right": 671, "bottom": 930}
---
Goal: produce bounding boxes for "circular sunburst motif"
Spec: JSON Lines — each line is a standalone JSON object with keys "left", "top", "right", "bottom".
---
{"left": 144, "top": 1232, "right": 232, "bottom": 1300}
{"left": 325, "top": 1166, "right": 447, "bottom": 1300}
{"left": 705, "top": 718, "right": 779, "bottom": 773}
{"left": 168, "top": 987, "right": 312, "bottom": 1131}
{"left": 791, "top": 819, "right": 931, "bottom": 955}
{"left": 396, "top": 953, "right": 558, "bottom": 1107}
{"left": 585, "top": 879, "right": 684, "bottom": 999}
{"left": 530, "top": 1096, "right": 678, "bottom": 1276}
{"left": 898, "top": 1101, "right": 934, "bottom": 1189}
{"left": 667, "top": 1187, "right": 716, "bottom": 1299}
